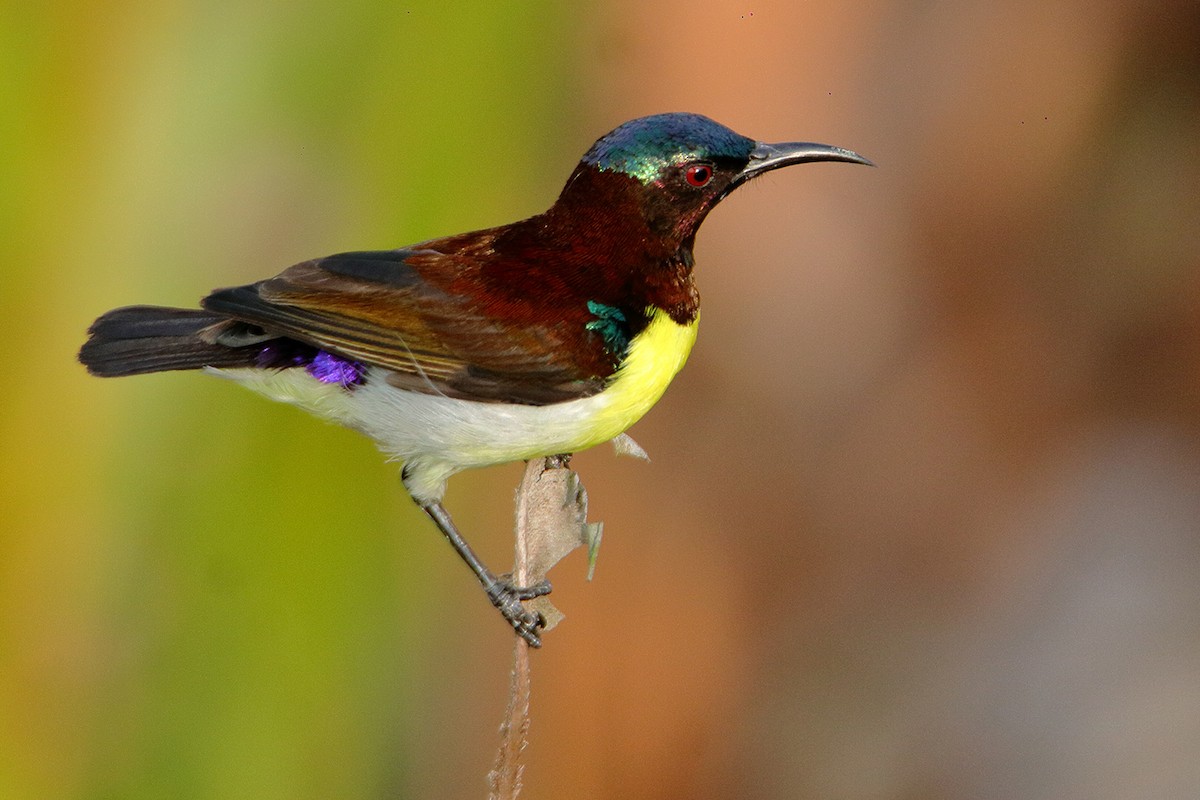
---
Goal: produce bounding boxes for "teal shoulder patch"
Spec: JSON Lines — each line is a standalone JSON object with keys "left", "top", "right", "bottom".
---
{"left": 585, "top": 300, "right": 630, "bottom": 360}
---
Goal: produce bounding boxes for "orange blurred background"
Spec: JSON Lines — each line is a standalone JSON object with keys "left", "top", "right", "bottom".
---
{"left": 3, "top": 1, "right": 1199, "bottom": 798}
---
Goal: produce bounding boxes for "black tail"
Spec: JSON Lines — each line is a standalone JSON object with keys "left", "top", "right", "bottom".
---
{"left": 79, "top": 305, "right": 257, "bottom": 377}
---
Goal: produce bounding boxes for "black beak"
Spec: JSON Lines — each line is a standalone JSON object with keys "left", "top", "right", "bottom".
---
{"left": 733, "top": 140, "right": 873, "bottom": 187}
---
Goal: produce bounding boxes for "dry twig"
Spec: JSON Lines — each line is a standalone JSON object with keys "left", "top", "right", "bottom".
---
{"left": 487, "top": 456, "right": 598, "bottom": 799}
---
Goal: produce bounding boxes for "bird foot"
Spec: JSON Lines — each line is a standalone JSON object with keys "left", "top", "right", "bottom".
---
{"left": 487, "top": 577, "right": 552, "bottom": 647}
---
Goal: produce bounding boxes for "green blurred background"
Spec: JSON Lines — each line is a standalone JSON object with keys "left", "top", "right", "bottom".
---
{"left": 4, "top": 1, "right": 1200, "bottom": 798}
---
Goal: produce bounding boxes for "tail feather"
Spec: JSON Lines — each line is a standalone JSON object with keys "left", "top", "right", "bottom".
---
{"left": 79, "top": 305, "right": 257, "bottom": 377}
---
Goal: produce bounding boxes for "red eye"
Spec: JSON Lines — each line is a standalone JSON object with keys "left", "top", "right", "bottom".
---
{"left": 685, "top": 163, "right": 713, "bottom": 187}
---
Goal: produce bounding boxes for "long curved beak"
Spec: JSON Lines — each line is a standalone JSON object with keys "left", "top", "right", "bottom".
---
{"left": 734, "top": 141, "right": 874, "bottom": 187}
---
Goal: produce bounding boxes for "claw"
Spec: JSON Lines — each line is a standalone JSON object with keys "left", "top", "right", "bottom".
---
{"left": 487, "top": 577, "right": 551, "bottom": 647}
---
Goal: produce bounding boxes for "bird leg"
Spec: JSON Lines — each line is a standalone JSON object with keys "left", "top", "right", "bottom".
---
{"left": 421, "top": 501, "right": 551, "bottom": 647}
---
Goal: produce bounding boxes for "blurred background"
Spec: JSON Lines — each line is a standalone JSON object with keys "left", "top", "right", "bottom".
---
{"left": 3, "top": 1, "right": 1199, "bottom": 797}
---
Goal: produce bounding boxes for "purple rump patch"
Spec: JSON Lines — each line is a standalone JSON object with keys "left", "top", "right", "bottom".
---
{"left": 253, "top": 341, "right": 365, "bottom": 387}
{"left": 306, "top": 350, "right": 365, "bottom": 386}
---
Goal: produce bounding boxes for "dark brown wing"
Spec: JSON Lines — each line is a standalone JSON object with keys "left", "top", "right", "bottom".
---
{"left": 201, "top": 246, "right": 609, "bottom": 405}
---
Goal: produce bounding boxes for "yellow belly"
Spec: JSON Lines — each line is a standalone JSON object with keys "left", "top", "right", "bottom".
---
{"left": 575, "top": 306, "right": 699, "bottom": 449}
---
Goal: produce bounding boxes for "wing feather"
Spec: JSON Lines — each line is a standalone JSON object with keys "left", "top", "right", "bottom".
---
{"left": 200, "top": 247, "right": 607, "bottom": 404}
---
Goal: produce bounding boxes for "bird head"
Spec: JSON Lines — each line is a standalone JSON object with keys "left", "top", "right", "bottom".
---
{"left": 555, "top": 112, "right": 871, "bottom": 252}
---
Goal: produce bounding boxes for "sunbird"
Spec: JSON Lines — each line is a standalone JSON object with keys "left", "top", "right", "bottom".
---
{"left": 80, "top": 112, "right": 870, "bottom": 645}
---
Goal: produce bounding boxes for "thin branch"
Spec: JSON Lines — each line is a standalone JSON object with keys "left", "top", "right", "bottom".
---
{"left": 488, "top": 456, "right": 597, "bottom": 799}
{"left": 487, "top": 459, "right": 541, "bottom": 800}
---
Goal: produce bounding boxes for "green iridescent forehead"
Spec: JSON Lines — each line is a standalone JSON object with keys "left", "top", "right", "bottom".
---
{"left": 582, "top": 113, "right": 756, "bottom": 183}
